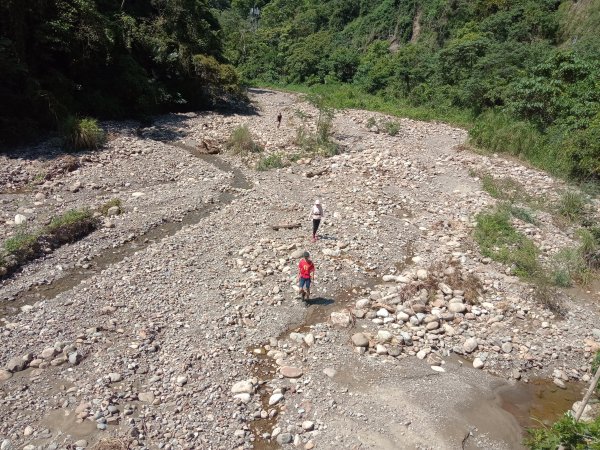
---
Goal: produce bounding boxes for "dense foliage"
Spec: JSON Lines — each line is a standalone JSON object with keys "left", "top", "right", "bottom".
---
{"left": 217, "top": 0, "right": 600, "bottom": 180}
{"left": 0, "top": 0, "right": 241, "bottom": 144}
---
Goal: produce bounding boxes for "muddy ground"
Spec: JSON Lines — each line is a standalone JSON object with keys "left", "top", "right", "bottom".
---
{"left": 0, "top": 89, "right": 599, "bottom": 450}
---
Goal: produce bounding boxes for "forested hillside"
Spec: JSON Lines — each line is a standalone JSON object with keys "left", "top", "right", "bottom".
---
{"left": 218, "top": 0, "right": 600, "bottom": 180}
{"left": 0, "top": 0, "right": 240, "bottom": 144}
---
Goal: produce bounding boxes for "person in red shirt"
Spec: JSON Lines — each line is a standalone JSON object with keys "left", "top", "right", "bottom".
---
{"left": 298, "top": 251, "right": 315, "bottom": 302}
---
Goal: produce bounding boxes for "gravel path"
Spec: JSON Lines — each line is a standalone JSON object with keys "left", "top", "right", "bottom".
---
{"left": 1, "top": 89, "right": 599, "bottom": 450}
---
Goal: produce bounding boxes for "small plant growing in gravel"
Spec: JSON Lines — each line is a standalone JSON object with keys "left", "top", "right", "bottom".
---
{"left": 509, "top": 205, "right": 536, "bottom": 224}
{"left": 294, "top": 108, "right": 307, "bottom": 120}
{"left": 100, "top": 198, "right": 123, "bottom": 216}
{"left": 382, "top": 120, "right": 400, "bottom": 136}
{"left": 227, "top": 125, "right": 263, "bottom": 155}
{"left": 61, "top": 116, "right": 106, "bottom": 151}
{"left": 475, "top": 207, "right": 541, "bottom": 279}
{"left": 366, "top": 117, "right": 377, "bottom": 128}
{"left": 3, "top": 227, "right": 40, "bottom": 262}
{"left": 558, "top": 191, "right": 587, "bottom": 222}
{"left": 46, "top": 208, "right": 98, "bottom": 242}
{"left": 256, "top": 153, "right": 287, "bottom": 171}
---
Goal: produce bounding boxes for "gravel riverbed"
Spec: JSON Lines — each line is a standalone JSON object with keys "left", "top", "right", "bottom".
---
{"left": 1, "top": 89, "right": 599, "bottom": 450}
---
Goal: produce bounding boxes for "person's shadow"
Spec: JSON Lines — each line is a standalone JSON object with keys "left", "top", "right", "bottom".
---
{"left": 305, "top": 297, "right": 334, "bottom": 306}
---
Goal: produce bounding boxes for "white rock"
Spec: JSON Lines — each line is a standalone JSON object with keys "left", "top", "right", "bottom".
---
{"left": 448, "top": 303, "right": 467, "bottom": 314}
{"left": 376, "top": 308, "right": 390, "bottom": 318}
{"left": 14, "top": 214, "right": 26, "bottom": 225}
{"left": 473, "top": 358, "right": 484, "bottom": 369}
{"left": 231, "top": 380, "right": 254, "bottom": 394}
{"left": 234, "top": 393, "right": 252, "bottom": 403}
{"left": 377, "top": 330, "right": 393, "bottom": 343}
{"left": 463, "top": 338, "right": 478, "bottom": 354}
{"left": 269, "top": 393, "right": 284, "bottom": 406}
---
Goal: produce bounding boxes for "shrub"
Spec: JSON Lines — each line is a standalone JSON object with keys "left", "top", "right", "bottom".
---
{"left": 366, "top": 117, "right": 377, "bottom": 128}
{"left": 558, "top": 191, "right": 587, "bottom": 222}
{"left": 578, "top": 228, "right": 600, "bottom": 269}
{"left": 525, "top": 413, "right": 600, "bottom": 449}
{"left": 256, "top": 154, "right": 287, "bottom": 171}
{"left": 227, "top": 125, "right": 263, "bottom": 155}
{"left": 3, "top": 228, "right": 40, "bottom": 262}
{"left": 61, "top": 117, "right": 106, "bottom": 151}
{"left": 550, "top": 248, "right": 585, "bottom": 287}
{"left": 382, "top": 120, "right": 400, "bottom": 136}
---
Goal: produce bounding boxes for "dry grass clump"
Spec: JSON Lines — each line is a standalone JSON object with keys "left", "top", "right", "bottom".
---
{"left": 90, "top": 438, "right": 130, "bottom": 450}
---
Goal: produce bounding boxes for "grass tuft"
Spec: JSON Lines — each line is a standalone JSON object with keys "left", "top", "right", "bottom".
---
{"left": 256, "top": 153, "right": 287, "bottom": 171}
{"left": 475, "top": 207, "right": 540, "bottom": 279}
{"left": 558, "top": 191, "right": 587, "bottom": 222}
{"left": 61, "top": 116, "right": 106, "bottom": 151}
{"left": 381, "top": 120, "right": 400, "bottom": 136}
{"left": 227, "top": 125, "right": 263, "bottom": 155}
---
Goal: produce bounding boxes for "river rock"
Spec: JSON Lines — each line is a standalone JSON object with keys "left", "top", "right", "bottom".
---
{"left": 108, "top": 372, "right": 122, "bottom": 382}
{"left": 377, "top": 330, "right": 393, "bottom": 343}
{"left": 473, "top": 358, "right": 484, "bottom": 369}
{"left": 280, "top": 366, "right": 303, "bottom": 378}
{"left": 302, "top": 421, "right": 315, "bottom": 431}
{"left": 448, "top": 303, "right": 467, "bottom": 314}
{"left": 231, "top": 380, "right": 254, "bottom": 394}
{"left": 416, "top": 269, "right": 428, "bottom": 280}
{"left": 439, "top": 283, "right": 453, "bottom": 295}
{"left": 40, "top": 347, "right": 57, "bottom": 360}
{"left": 463, "top": 338, "right": 478, "bottom": 354}
{"left": 330, "top": 311, "right": 352, "bottom": 327}
{"left": 14, "top": 214, "right": 27, "bottom": 225}
{"left": 269, "top": 393, "right": 284, "bottom": 406}
{"left": 0, "top": 369, "right": 12, "bottom": 381}
{"left": 138, "top": 392, "right": 155, "bottom": 403}
{"left": 351, "top": 333, "right": 369, "bottom": 347}
{"left": 6, "top": 357, "right": 27, "bottom": 373}
{"left": 356, "top": 298, "right": 370, "bottom": 309}
{"left": 276, "top": 433, "right": 293, "bottom": 445}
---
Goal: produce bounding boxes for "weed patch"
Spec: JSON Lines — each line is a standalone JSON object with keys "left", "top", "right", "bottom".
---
{"left": 227, "top": 125, "right": 263, "bottom": 155}
{"left": 61, "top": 117, "right": 106, "bottom": 151}
{"left": 0, "top": 209, "right": 98, "bottom": 278}
{"left": 525, "top": 413, "right": 600, "bottom": 449}
{"left": 256, "top": 153, "right": 287, "bottom": 171}
{"left": 558, "top": 191, "right": 588, "bottom": 223}
{"left": 381, "top": 120, "right": 401, "bottom": 136}
{"left": 475, "top": 207, "right": 541, "bottom": 279}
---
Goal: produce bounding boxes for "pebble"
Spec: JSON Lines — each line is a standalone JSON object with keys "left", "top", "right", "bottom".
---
{"left": 280, "top": 366, "right": 303, "bottom": 378}
{"left": 269, "top": 393, "right": 284, "bottom": 406}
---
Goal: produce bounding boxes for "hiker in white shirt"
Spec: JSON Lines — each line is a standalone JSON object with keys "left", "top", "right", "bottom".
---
{"left": 309, "top": 199, "right": 324, "bottom": 242}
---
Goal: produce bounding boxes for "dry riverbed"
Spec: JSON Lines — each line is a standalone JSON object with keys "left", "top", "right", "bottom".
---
{"left": 1, "top": 89, "right": 599, "bottom": 450}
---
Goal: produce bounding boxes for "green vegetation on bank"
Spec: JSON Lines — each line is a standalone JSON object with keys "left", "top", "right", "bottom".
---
{"left": 0, "top": 209, "right": 98, "bottom": 277}
{"left": 526, "top": 347, "right": 600, "bottom": 449}
{"left": 0, "top": 0, "right": 242, "bottom": 145}
{"left": 217, "top": 0, "right": 600, "bottom": 181}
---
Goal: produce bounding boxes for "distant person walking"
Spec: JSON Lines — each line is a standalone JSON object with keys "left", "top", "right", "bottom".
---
{"left": 297, "top": 251, "right": 315, "bottom": 302}
{"left": 276, "top": 112, "right": 282, "bottom": 128}
{"left": 310, "top": 199, "right": 324, "bottom": 242}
